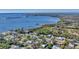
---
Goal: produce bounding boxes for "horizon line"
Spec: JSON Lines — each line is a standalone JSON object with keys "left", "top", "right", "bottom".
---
{"left": 0, "top": 9, "right": 79, "bottom": 13}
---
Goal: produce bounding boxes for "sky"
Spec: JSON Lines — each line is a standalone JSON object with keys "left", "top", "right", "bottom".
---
{"left": 0, "top": 9, "right": 79, "bottom": 13}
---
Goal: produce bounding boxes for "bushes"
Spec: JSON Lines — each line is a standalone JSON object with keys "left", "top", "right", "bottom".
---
{"left": 60, "top": 40, "right": 69, "bottom": 49}
{"left": 0, "top": 40, "right": 11, "bottom": 49}
{"left": 60, "top": 45, "right": 65, "bottom": 49}
{"left": 0, "top": 43, "right": 11, "bottom": 49}
{"left": 60, "top": 32, "right": 70, "bottom": 38}
{"left": 37, "top": 28, "right": 52, "bottom": 35}
{"left": 27, "top": 35, "right": 32, "bottom": 40}
{"left": 47, "top": 43, "right": 53, "bottom": 49}
{"left": 44, "top": 43, "right": 53, "bottom": 49}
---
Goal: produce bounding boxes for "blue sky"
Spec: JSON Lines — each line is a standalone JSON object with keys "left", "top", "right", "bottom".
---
{"left": 0, "top": 9, "right": 79, "bottom": 13}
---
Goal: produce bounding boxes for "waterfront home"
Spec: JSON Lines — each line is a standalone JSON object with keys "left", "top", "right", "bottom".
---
{"left": 57, "top": 37, "right": 65, "bottom": 40}
{"left": 10, "top": 45, "right": 20, "bottom": 49}
{"left": 47, "top": 34, "right": 52, "bottom": 38}
{"left": 68, "top": 43, "right": 74, "bottom": 49}
{"left": 52, "top": 45, "right": 61, "bottom": 49}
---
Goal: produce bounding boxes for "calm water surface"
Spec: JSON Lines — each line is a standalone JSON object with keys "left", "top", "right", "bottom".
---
{"left": 0, "top": 13, "right": 60, "bottom": 32}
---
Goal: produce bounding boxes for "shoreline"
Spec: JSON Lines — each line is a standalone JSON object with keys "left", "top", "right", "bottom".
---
{"left": 0, "top": 21, "right": 59, "bottom": 34}
{"left": 0, "top": 18, "right": 79, "bottom": 49}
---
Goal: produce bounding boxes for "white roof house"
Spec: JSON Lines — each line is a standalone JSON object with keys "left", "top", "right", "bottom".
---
{"left": 57, "top": 37, "right": 65, "bottom": 40}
